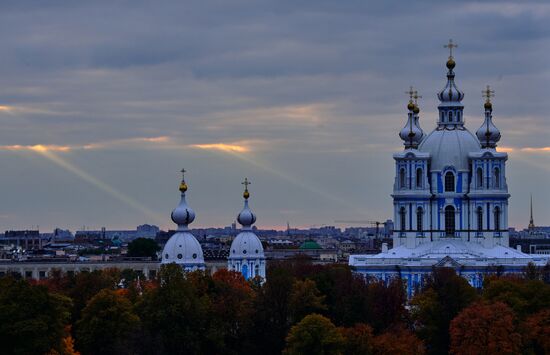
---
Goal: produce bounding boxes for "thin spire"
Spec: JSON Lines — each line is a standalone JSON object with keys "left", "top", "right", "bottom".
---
{"left": 528, "top": 194, "right": 535, "bottom": 231}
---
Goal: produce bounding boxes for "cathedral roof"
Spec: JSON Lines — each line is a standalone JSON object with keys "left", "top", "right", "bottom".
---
{"left": 419, "top": 128, "right": 480, "bottom": 171}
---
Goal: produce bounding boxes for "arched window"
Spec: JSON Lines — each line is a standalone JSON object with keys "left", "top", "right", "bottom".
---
{"left": 241, "top": 264, "right": 249, "bottom": 280}
{"left": 477, "top": 168, "right": 483, "bottom": 188}
{"left": 400, "top": 207, "right": 406, "bottom": 231}
{"left": 399, "top": 168, "right": 406, "bottom": 189}
{"left": 477, "top": 207, "right": 483, "bottom": 231}
{"left": 449, "top": 111, "right": 453, "bottom": 122}
{"left": 494, "top": 168, "right": 500, "bottom": 188}
{"left": 494, "top": 207, "right": 501, "bottom": 231}
{"left": 416, "top": 168, "right": 423, "bottom": 188}
{"left": 416, "top": 207, "right": 423, "bottom": 232}
{"left": 445, "top": 205, "right": 455, "bottom": 236}
{"left": 445, "top": 172, "right": 455, "bottom": 192}
{"left": 255, "top": 264, "right": 260, "bottom": 277}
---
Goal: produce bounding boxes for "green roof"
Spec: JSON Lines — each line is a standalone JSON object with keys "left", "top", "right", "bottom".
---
{"left": 299, "top": 240, "right": 322, "bottom": 250}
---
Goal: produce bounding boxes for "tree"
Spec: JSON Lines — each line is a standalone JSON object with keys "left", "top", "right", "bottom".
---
{"left": 339, "top": 323, "right": 374, "bottom": 355}
{"left": 449, "top": 301, "right": 520, "bottom": 355}
{"left": 284, "top": 314, "right": 344, "bottom": 355}
{"left": 289, "top": 279, "right": 327, "bottom": 323}
{"left": 127, "top": 238, "right": 160, "bottom": 259}
{"left": 250, "top": 266, "right": 295, "bottom": 355}
{"left": 136, "top": 264, "right": 212, "bottom": 355}
{"left": 0, "top": 277, "right": 72, "bottom": 355}
{"left": 372, "top": 326, "right": 425, "bottom": 355}
{"left": 366, "top": 278, "right": 408, "bottom": 333}
{"left": 521, "top": 309, "right": 550, "bottom": 355}
{"left": 482, "top": 276, "right": 550, "bottom": 320}
{"left": 410, "top": 268, "right": 477, "bottom": 355}
{"left": 75, "top": 289, "right": 140, "bottom": 355}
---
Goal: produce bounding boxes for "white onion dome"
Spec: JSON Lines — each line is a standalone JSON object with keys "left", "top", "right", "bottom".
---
{"left": 171, "top": 178, "right": 195, "bottom": 230}
{"left": 237, "top": 183, "right": 256, "bottom": 229}
{"left": 413, "top": 104, "right": 424, "bottom": 142}
{"left": 476, "top": 90, "right": 501, "bottom": 149}
{"left": 437, "top": 58, "right": 465, "bottom": 105}
{"left": 399, "top": 101, "right": 423, "bottom": 149}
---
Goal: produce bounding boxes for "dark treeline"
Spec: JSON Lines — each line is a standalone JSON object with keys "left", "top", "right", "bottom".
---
{"left": 1, "top": 259, "right": 549, "bottom": 355}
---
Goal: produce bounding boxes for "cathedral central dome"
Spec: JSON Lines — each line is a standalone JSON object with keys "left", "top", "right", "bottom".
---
{"left": 419, "top": 128, "right": 480, "bottom": 171}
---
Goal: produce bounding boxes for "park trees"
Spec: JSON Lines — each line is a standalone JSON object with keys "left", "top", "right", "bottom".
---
{"left": 0, "top": 277, "right": 72, "bottom": 355}
{"left": 284, "top": 314, "right": 344, "bottom": 355}
{"left": 449, "top": 301, "right": 520, "bottom": 355}
{"left": 75, "top": 289, "right": 140, "bottom": 355}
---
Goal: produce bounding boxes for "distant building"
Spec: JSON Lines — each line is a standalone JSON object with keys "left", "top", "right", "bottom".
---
{"left": 1, "top": 230, "right": 43, "bottom": 250}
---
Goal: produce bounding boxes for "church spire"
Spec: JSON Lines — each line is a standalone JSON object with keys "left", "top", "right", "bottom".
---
{"left": 437, "top": 39, "right": 465, "bottom": 128}
{"left": 476, "top": 85, "right": 501, "bottom": 148}
{"left": 171, "top": 169, "right": 196, "bottom": 230}
{"left": 399, "top": 86, "right": 422, "bottom": 149}
{"left": 528, "top": 194, "right": 535, "bottom": 232}
{"left": 237, "top": 178, "right": 256, "bottom": 230}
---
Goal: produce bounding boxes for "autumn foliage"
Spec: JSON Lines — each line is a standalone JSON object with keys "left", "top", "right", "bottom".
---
{"left": 1, "top": 262, "right": 549, "bottom": 354}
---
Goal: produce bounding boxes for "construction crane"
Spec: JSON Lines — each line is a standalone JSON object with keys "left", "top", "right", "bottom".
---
{"left": 334, "top": 220, "right": 389, "bottom": 239}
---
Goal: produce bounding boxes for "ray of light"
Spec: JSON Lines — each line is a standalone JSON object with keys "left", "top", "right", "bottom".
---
{"left": 33, "top": 149, "right": 166, "bottom": 225}
{"left": 192, "top": 145, "right": 366, "bottom": 211}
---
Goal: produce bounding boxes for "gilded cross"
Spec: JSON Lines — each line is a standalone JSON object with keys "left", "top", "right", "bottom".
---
{"left": 242, "top": 177, "right": 251, "bottom": 190}
{"left": 413, "top": 90, "right": 422, "bottom": 105}
{"left": 482, "top": 85, "right": 495, "bottom": 102}
{"left": 180, "top": 168, "right": 186, "bottom": 180}
{"left": 444, "top": 39, "right": 458, "bottom": 58}
{"left": 405, "top": 86, "right": 415, "bottom": 101}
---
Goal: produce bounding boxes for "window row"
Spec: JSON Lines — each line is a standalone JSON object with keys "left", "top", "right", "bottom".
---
{"left": 440, "top": 110, "right": 462, "bottom": 123}
{"left": 398, "top": 205, "right": 502, "bottom": 234}
{"left": 399, "top": 168, "right": 425, "bottom": 189}
{"left": 475, "top": 167, "right": 501, "bottom": 189}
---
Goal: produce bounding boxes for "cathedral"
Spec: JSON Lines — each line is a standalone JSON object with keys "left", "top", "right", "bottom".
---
{"left": 349, "top": 42, "right": 549, "bottom": 296}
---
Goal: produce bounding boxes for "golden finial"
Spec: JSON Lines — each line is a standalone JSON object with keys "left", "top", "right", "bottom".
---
{"left": 179, "top": 168, "right": 188, "bottom": 192}
{"left": 405, "top": 86, "right": 415, "bottom": 111}
{"left": 482, "top": 85, "right": 495, "bottom": 110}
{"left": 444, "top": 39, "right": 457, "bottom": 69}
{"left": 242, "top": 177, "right": 250, "bottom": 199}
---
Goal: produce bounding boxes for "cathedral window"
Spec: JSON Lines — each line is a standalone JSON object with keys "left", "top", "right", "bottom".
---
{"left": 449, "top": 111, "right": 453, "bottom": 122}
{"left": 400, "top": 207, "right": 406, "bottom": 231}
{"left": 477, "top": 168, "right": 483, "bottom": 188}
{"left": 494, "top": 207, "right": 501, "bottom": 231}
{"left": 399, "top": 168, "right": 406, "bottom": 189}
{"left": 416, "top": 207, "right": 423, "bottom": 232}
{"left": 445, "top": 205, "right": 455, "bottom": 236}
{"left": 416, "top": 168, "right": 423, "bottom": 188}
{"left": 444, "top": 172, "right": 455, "bottom": 192}
{"left": 494, "top": 168, "right": 500, "bottom": 188}
{"left": 477, "top": 207, "right": 483, "bottom": 231}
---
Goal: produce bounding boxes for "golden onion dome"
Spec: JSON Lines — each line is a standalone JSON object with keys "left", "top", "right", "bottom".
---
{"left": 484, "top": 101, "right": 492, "bottom": 110}
{"left": 413, "top": 105, "right": 420, "bottom": 114}
{"left": 243, "top": 189, "right": 250, "bottom": 199}
{"left": 446, "top": 57, "right": 456, "bottom": 70}
{"left": 407, "top": 101, "right": 415, "bottom": 111}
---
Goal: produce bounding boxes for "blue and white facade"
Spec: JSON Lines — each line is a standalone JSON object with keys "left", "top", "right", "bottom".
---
{"left": 349, "top": 53, "right": 549, "bottom": 297}
{"left": 228, "top": 181, "right": 266, "bottom": 281}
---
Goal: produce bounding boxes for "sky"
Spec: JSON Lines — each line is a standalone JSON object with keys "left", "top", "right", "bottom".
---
{"left": 0, "top": 1, "right": 548, "bottom": 231}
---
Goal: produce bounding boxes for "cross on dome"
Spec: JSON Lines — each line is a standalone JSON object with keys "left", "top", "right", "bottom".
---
{"left": 444, "top": 39, "right": 458, "bottom": 58}
{"left": 413, "top": 90, "right": 422, "bottom": 105}
{"left": 242, "top": 177, "right": 251, "bottom": 199}
{"left": 482, "top": 85, "right": 495, "bottom": 103}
